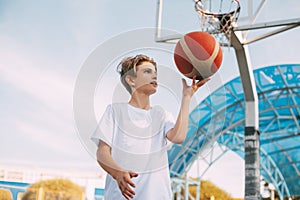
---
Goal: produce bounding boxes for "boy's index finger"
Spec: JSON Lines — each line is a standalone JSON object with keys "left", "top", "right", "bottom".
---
{"left": 126, "top": 177, "right": 136, "bottom": 188}
{"left": 125, "top": 178, "right": 135, "bottom": 187}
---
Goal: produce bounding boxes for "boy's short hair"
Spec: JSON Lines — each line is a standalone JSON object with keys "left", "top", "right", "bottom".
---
{"left": 117, "top": 54, "right": 157, "bottom": 94}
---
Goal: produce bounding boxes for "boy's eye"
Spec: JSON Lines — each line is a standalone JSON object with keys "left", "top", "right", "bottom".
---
{"left": 144, "top": 69, "right": 157, "bottom": 74}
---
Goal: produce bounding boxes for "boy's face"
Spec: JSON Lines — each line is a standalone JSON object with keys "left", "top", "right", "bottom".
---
{"left": 131, "top": 62, "right": 157, "bottom": 95}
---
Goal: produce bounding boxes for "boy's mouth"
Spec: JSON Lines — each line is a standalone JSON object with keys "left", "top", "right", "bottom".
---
{"left": 150, "top": 81, "right": 158, "bottom": 87}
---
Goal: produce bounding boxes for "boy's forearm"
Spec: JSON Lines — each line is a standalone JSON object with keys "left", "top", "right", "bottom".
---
{"left": 97, "top": 144, "right": 123, "bottom": 180}
{"left": 97, "top": 158, "right": 121, "bottom": 180}
{"left": 167, "top": 96, "right": 191, "bottom": 143}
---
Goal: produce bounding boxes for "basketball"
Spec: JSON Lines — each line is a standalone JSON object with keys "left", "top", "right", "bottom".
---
{"left": 174, "top": 31, "right": 223, "bottom": 80}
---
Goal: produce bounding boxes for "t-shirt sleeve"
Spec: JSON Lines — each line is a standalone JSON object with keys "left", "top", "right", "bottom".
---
{"left": 163, "top": 110, "right": 175, "bottom": 149}
{"left": 164, "top": 110, "right": 175, "bottom": 137}
{"left": 91, "top": 105, "right": 114, "bottom": 147}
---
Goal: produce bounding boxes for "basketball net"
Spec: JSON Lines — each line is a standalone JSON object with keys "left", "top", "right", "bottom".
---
{"left": 194, "top": 0, "right": 240, "bottom": 47}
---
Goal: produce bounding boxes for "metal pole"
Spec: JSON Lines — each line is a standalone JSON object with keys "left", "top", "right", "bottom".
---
{"left": 155, "top": 0, "right": 163, "bottom": 40}
{"left": 230, "top": 31, "right": 260, "bottom": 200}
{"left": 185, "top": 174, "right": 188, "bottom": 200}
{"left": 196, "top": 177, "right": 200, "bottom": 200}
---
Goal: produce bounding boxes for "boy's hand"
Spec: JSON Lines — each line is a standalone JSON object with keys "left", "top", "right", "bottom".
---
{"left": 115, "top": 171, "right": 138, "bottom": 199}
{"left": 182, "top": 76, "right": 210, "bottom": 98}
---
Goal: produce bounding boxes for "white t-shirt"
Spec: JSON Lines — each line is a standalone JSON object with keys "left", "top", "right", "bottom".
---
{"left": 91, "top": 103, "right": 175, "bottom": 200}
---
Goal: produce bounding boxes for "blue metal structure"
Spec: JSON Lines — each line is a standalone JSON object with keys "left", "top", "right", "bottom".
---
{"left": 168, "top": 64, "right": 300, "bottom": 199}
{"left": 0, "top": 180, "right": 105, "bottom": 200}
{"left": 0, "top": 181, "right": 28, "bottom": 200}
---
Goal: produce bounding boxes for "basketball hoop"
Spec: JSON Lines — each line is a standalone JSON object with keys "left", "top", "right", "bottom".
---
{"left": 194, "top": 0, "right": 241, "bottom": 46}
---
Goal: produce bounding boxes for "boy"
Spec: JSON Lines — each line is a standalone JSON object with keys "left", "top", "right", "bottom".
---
{"left": 91, "top": 54, "right": 209, "bottom": 199}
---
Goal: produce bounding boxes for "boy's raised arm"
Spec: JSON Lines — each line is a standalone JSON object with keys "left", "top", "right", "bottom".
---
{"left": 166, "top": 77, "right": 210, "bottom": 144}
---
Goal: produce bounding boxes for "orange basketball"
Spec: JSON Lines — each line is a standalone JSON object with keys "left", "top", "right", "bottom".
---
{"left": 174, "top": 31, "right": 223, "bottom": 80}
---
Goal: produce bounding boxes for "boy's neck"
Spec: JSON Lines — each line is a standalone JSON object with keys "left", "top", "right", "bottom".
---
{"left": 128, "top": 93, "right": 151, "bottom": 110}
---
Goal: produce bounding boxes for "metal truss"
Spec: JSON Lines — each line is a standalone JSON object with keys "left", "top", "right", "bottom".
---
{"left": 169, "top": 64, "right": 300, "bottom": 199}
{"left": 260, "top": 148, "right": 290, "bottom": 199}
{"left": 171, "top": 176, "right": 200, "bottom": 200}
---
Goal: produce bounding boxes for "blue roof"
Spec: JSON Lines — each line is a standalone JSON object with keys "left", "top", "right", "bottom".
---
{"left": 95, "top": 188, "right": 105, "bottom": 196}
{"left": 168, "top": 64, "right": 300, "bottom": 198}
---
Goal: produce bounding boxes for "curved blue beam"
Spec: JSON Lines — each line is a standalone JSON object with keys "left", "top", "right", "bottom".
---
{"left": 168, "top": 64, "right": 300, "bottom": 198}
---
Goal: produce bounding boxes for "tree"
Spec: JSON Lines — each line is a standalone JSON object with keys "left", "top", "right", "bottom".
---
{"left": 0, "top": 188, "right": 13, "bottom": 200}
{"left": 21, "top": 178, "right": 84, "bottom": 200}
{"left": 194, "top": 180, "right": 233, "bottom": 200}
{"left": 177, "top": 178, "right": 237, "bottom": 200}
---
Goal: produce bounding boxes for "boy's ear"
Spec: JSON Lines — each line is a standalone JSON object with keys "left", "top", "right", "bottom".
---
{"left": 125, "top": 75, "right": 135, "bottom": 86}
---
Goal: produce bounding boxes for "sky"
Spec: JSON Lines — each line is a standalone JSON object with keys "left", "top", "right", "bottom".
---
{"left": 1, "top": 0, "right": 300, "bottom": 198}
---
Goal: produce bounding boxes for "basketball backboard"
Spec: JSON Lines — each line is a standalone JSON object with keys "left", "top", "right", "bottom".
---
{"left": 155, "top": 0, "right": 300, "bottom": 45}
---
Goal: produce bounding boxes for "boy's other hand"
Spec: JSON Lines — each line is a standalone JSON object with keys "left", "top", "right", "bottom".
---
{"left": 115, "top": 171, "right": 138, "bottom": 199}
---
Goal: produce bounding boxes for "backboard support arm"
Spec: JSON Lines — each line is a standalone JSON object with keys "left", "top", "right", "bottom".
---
{"left": 231, "top": 31, "right": 260, "bottom": 200}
